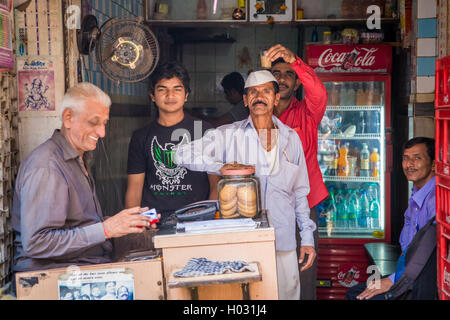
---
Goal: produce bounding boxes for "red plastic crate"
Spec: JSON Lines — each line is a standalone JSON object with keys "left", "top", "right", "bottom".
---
{"left": 436, "top": 175, "right": 450, "bottom": 229}
{"left": 438, "top": 225, "right": 450, "bottom": 300}
{"left": 436, "top": 56, "right": 450, "bottom": 108}
{"left": 435, "top": 108, "right": 450, "bottom": 174}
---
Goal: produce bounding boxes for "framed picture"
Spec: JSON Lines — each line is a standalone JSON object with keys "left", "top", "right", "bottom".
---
{"left": 249, "top": 0, "right": 293, "bottom": 22}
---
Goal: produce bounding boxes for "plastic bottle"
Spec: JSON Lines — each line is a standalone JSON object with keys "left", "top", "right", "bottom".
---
{"left": 337, "top": 143, "right": 349, "bottom": 176}
{"left": 335, "top": 188, "right": 344, "bottom": 205}
{"left": 374, "top": 112, "right": 381, "bottom": 133}
{"left": 317, "top": 201, "right": 327, "bottom": 228}
{"left": 329, "top": 143, "right": 339, "bottom": 176}
{"left": 367, "top": 183, "right": 379, "bottom": 202}
{"left": 312, "top": 26, "right": 318, "bottom": 42}
{"left": 366, "top": 82, "right": 375, "bottom": 106}
{"left": 355, "top": 83, "right": 365, "bottom": 105}
{"left": 337, "top": 199, "right": 348, "bottom": 229}
{"left": 373, "top": 83, "right": 381, "bottom": 105}
{"left": 357, "top": 111, "right": 366, "bottom": 134}
{"left": 370, "top": 148, "right": 380, "bottom": 178}
{"left": 367, "top": 111, "right": 379, "bottom": 133}
{"left": 360, "top": 143, "right": 370, "bottom": 177}
{"left": 325, "top": 83, "right": 333, "bottom": 105}
{"left": 323, "top": 31, "right": 332, "bottom": 44}
{"left": 347, "top": 83, "right": 356, "bottom": 106}
{"left": 327, "top": 199, "right": 337, "bottom": 229}
{"left": 341, "top": 183, "right": 348, "bottom": 198}
{"left": 369, "top": 198, "right": 380, "bottom": 229}
{"left": 358, "top": 190, "right": 370, "bottom": 228}
{"left": 196, "top": 0, "right": 208, "bottom": 19}
{"left": 326, "top": 190, "right": 337, "bottom": 228}
{"left": 330, "top": 84, "right": 340, "bottom": 106}
{"left": 334, "top": 112, "right": 343, "bottom": 134}
{"left": 340, "top": 83, "right": 349, "bottom": 106}
{"left": 348, "top": 190, "right": 360, "bottom": 229}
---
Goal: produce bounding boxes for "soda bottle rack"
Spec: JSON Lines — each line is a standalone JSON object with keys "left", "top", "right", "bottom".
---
{"left": 323, "top": 176, "right": 380, "bottom": 183}
{"left": 319, "top": 133, "right": 381, "bottom": 140}
{"left": 319, "top": 227, "right": 384, "bottom": 238}
{"left": 319, "top": 105, "right": 383, "bottom": 137}
{"left": 325, "top": 105, "right": 382, "bottom": 111}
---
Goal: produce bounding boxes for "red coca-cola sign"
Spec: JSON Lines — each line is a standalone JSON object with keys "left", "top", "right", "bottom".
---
{"left": 306, "top": 44, "right": 392, "bottom": 73}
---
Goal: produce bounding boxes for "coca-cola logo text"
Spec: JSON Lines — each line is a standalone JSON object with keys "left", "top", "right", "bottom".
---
{"left": 318, "top": 48, "right": 379, "bottom": 68}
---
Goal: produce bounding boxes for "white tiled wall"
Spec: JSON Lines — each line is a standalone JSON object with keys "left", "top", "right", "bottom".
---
{"left": 416, "top": 76, "right": 436, "bottom": 93}
{"left": 417, "top": 38, "right": 437, "bottom": 56}
{"left": 417, "top": 0, "right": 437, "bottom": 18}
{"left": 183, "top": 25, "right": 299, "bottom": 113}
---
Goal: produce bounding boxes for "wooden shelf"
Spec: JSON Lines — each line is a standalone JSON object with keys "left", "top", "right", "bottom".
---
{"left": 145, "top": 18, "right": 400, "bottom": 28}
{"left": 293, "top": 17, "right": 400, "bottom": 25}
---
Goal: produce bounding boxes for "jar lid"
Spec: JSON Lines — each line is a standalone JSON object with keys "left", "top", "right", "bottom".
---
{"left": 221, "top": 163, "right": 255, "bottom": 176}
{"left": 324, "top": 31, "right": 331, "bottom": 34}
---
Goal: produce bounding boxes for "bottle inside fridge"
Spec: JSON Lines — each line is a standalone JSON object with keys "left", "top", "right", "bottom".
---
{"left": 318, "top": 80, "right": 385, "bottom": 239}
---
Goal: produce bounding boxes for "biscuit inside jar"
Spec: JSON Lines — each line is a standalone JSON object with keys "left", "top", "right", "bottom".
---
{"left": 237, "top": 185, "right": 257, "bottom": 217}
{"left": 219, "top": 184, "right": 237, "bottom": 201}
{"left": 221, "top": 204, "right": 237, "bottom": 217}
{"left": 220, "top": 197, "right": 237, "bottom": 211}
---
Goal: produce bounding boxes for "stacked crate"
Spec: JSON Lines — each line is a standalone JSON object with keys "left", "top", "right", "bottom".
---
{"left": 435, "top": 56, "right": 450, "bottom": 300}
{"left": 0, "top": 72, "right": 19, "bottom": 288}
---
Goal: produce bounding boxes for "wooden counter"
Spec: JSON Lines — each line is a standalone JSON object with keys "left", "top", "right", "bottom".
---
{"left": 154, "top": 212, "right": 278, "bottom": 300}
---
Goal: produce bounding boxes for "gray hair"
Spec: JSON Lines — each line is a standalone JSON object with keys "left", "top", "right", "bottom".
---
{"left": 60, "top": 82, "right": 111, "bottom": 119}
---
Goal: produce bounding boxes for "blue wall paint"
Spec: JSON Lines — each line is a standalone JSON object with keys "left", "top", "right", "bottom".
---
{"left": 417, "top": 18, "right": 437, "bottom": 38}
{"left": 417, "top": 57, "right": 436, "bottom": 76}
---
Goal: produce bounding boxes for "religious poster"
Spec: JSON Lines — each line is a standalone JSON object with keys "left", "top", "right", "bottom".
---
{"left": 58, "top": 268, "right": 135, "bottom": 301}
{"left": 18, "top": 59, "right": 56, "bottom": 111}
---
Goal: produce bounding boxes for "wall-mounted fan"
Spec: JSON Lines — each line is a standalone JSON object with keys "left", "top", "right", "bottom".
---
{"left": 77, "top": 15, "right": 159, "bottom": 83}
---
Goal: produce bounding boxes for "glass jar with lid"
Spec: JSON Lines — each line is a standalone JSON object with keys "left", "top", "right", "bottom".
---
{"left": 217, "top": 163, "right": 261, "bottom": 219}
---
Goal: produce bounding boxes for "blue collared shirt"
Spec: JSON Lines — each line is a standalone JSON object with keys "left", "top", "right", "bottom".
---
{"left": 388, "top": 176, "right": 436, "bottom": 283}
{"left": 175, "top": 116, "right": 315, "bottom": 251}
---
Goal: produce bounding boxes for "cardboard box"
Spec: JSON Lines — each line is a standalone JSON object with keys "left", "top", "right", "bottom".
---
{"left": 15, "top": 258, "right": 164, "bottom": 300}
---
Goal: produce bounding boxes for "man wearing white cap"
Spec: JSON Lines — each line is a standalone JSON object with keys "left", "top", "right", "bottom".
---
{"left": 175, "top": 70, "right": 316, "bottom": 300}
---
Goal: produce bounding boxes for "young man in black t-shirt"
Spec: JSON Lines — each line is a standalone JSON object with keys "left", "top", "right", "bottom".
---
{"left": 125, "top": 62, "right": 220, "bottom": 222}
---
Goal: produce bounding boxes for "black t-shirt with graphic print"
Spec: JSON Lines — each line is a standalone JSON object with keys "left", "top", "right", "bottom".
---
{"left": 127, "top": 113, "right": 213, "bottom": 221}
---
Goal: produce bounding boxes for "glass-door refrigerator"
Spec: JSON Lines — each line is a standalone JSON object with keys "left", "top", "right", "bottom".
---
{"left": 306, "top": 44, "right": 392, "bottom": 300}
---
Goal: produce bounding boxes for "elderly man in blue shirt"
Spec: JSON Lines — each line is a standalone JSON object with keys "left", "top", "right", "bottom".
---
{"left": 346, "top": 137, "right": 436, "bottom": 300}
{"left": 175, "top": 70, "right": 316, "bottom": 300}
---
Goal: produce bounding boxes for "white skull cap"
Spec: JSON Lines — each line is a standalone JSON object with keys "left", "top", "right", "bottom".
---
{"left": 244, "top": 70, "right": 278, "bottom": 88}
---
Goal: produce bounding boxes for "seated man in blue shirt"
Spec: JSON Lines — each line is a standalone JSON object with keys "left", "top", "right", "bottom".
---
{"left": 175, "top": 70, "right": 316, "bottom": 300}
{"left": 346, "top": 137, "right": 436, "bottom": 300}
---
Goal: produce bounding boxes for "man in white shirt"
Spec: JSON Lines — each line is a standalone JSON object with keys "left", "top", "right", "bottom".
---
{"left": 175, "top": 70, "right": 316, "bottom": 299}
